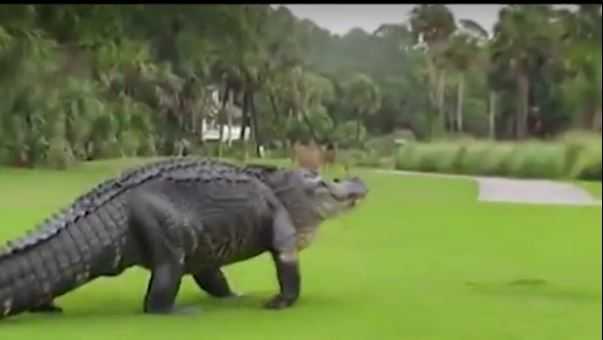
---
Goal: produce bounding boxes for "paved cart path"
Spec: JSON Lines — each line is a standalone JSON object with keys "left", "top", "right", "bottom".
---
{"left": 374, "top": 170, "right": 602, "bottom": 206}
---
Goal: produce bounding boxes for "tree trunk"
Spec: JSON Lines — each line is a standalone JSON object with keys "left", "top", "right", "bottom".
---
{"left": 267, "top": 91, "right": 286, "bottom": 145}
{"left": 594, "top": 108, "right": 602, "bottom": 132}
{"left": 198, "top": 115, "right": 205, "bottom": 144}
{"left": 489, "top": 91, "right": 497, "bottom": 140}
{"left": 456, "top": 75, "right": 464, "bottom": 133}
{"left": 425, "top": 53, "right": 439, "bottom": 108}
{"left": 301, "top": 110, "right": 319, "bottom": 143}
{"left": 249, "top": 92, "right": 262, "bottom": 157}
{"left": 430, "top": 69, "right": 447, "bottom": 137}
{"left": 218, "top": 85, "right": 229, "bottom": 143}
{"left": 189, "top": 97, "right": 196, "bottom": 135}
{"left": 355, "top": 110, "right": 362, "bottom": 144}
{"left": 226, "top": 89, "right": 234, "bottom": 147}
{"left": 197, "top": 90, "right": 207, "bottom": 143}
{"left": 268, "top": 92, "right": 281, "bottom": 127}
{"left": 240, "top": 91, "right": 251, "bottom": 160}
{"left": 240, "top": 91, "right": 249, "bottom": 141}
{"left": 516, "top": 72, "right": 529, "bottom": 139}
{"left": 217, "top": 85, "right": 230, "bottom": 158}
{"left": 438, "top": 70, "right": 447, "bottom": 126}
{"left": 424, "top": 53, "right": 442, "bottom": 139}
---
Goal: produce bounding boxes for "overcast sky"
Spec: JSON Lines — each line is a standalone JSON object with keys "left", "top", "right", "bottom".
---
{"left": 276, "top": 4, "right": 576, "bottom": 36}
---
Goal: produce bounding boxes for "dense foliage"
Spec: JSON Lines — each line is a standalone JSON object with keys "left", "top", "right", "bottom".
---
{"left": 0, "top": 5, "right": 601, "bottom": 168}
{"left": 395, "top": 131, "right": 601, "bottom": 180}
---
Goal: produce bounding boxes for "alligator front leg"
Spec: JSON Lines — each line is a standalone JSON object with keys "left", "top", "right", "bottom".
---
{"left": 193, "top": 268, "right": 239, "bottom": 298}
{"left": 264, "top": 202, "right": 301, "bottom": 310}
{"left": 264, "top": 251, "right": 300, "bottom": 309}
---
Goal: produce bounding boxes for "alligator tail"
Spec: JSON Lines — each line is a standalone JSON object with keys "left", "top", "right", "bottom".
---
{"left": 0, "top": 199, "right": 129, "bottom": 319}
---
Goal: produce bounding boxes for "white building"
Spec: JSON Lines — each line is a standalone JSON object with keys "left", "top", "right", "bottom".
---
{"left": 201, "top": 86, "right": 251, "bottom": 142}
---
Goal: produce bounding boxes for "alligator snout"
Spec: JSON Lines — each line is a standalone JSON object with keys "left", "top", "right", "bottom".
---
{"left": 346, "top": 177, "right": 368, "bottom": 200}
{"left": 331, "top": 177, "right": 367, "bottom": 205}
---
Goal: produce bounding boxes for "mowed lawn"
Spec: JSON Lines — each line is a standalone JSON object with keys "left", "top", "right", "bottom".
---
{"left": 0, "top": 159, "right": 601, "bottom": 340}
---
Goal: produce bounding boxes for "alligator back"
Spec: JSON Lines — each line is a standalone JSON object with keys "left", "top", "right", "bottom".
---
{"left": 0, "top": 158, "right": 237, "bottom": 259}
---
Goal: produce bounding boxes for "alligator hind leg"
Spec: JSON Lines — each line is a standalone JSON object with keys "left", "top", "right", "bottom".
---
{"left": 193, "top": 268, "right": 239, "bottom": 298}
{"left": 144, "top": 263, "right": 183, "bottom": 314}
{"left": 130, "top": 195, "right": 187, "bottom": 315}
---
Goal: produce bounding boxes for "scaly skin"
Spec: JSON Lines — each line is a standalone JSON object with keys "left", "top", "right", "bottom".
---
{"left": 0, "top": 158, "right": 368, "bottom": 319}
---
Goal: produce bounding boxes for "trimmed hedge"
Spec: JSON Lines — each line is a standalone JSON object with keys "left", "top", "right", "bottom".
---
{"left": 394, "top": 132, "right": 601, "bottom": 181}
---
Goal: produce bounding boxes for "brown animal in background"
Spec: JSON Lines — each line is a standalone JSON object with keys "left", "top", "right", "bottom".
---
{"left": 322, "top": 142, "right": 337, "bottom": 171}
{"left": 291, "top": 140, "right": 337, "bottom": 172}
{"left": 292, "top": 140, "right": 322, "bottom": 172}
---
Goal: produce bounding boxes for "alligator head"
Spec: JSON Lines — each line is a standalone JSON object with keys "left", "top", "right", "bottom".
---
{"left": 262, "top": 167, "right": 368, "bottom": 250}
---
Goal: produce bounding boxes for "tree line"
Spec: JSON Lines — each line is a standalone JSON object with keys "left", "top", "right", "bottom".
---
{"left": 0, "top": 4, "right": 601, "bottom": 168}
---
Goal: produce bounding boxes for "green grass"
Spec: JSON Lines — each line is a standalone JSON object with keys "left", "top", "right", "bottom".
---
{"left": 0, "top": 159, "right": 601, "bottom": 340}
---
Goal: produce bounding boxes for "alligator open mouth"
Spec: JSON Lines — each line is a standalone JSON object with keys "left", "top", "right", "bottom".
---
{"left": 331, "top": 184, "right": 367, "bottom": 206}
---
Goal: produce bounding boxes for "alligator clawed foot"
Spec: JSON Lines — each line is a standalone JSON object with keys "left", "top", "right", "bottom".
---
{"left": 171, "top": 305, "right": 203, "bottom": 315}
{"left": 147, "top": 305, "right": 203, "bottom": 316}
{"left": 263, "top": 295, "right": 295, "bottom": 310}
{"left": 222, "top": 291, "right": 244, "bottom": 299}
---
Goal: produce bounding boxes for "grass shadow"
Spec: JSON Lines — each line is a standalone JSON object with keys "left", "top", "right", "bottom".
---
{"left": 0, "top": 290, "right": 342, "bottom": 328}
{"left": 465, "top": 278, "right": 601, "bottom": 305}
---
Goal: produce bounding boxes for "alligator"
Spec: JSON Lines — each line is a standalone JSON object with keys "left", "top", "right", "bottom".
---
{"left": 0, "top": 158, "right": 368, "bottom": 320}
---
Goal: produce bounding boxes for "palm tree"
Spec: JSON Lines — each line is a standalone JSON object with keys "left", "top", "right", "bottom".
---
{"left": 344, "top": 73, "right": 381, "bottom": 144}
{"left": 374, "top": 22, "right": 415, "bottom": 53}
{"left": 443, "top": 19, "right": 489, "bottom": 132}
{"left": 409, "top": 4, "right": 457, "bottom": 136}
{"left": 490, "top": 5, "right": 563, "bottom": 139}
{"left": 559, "top": 5, "right": 602, "bottom": 130}
{"left": 296, "top": 70, "right": 336, "bottom": 143}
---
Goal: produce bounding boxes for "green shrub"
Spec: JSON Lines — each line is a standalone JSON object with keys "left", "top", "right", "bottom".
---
{"left": 94, "top": 137, "right": 122, "bottom": 159}
{"left": 416, "top": 143, "right": 462, "bottom": 173}
{"left": 0, "top": 147, "right": 10, "bottom": 164}
{"left": 571, "top": 149, "right": 602, "bottom": 180}
{"left": 507, "top": 142, "right": 566, "bottom": 179}
{"left": 365, "top": 130, "right": 417, "bottom": 158}
{"left": 476, "top": 143, "right": 518, "bottom": 177}
{"left": 456, "top": 143, "right": 492, "bottom": 175}
{"left": 120, "top": 130, "right": 142, "bottom": 157}
{"left": 395, "top": 142, "right": 462, "bottom": 173}
{"left": 561, "top": 131, "right": 602, "bottom": 181}
{"left": 394, "top": 143, "right": 420, "bottom": 171}
{"left": 352, "top": 149, "right": 393, "bottom": 169}
{"left": 192, "top": 142, "right": 220, "bottom": 158}
{"left": 337, "top": 149, "right": 368, "bottom": 166}
{"left": 334, "top": 121, "right": 367, "bottom": 148}
{"left": 568, "top": 141, "right": 602, "bottom": 180}
{"left": 264, "top": 144, "right": 290, "bottom": 159}
{"left": 365, "top": 136, "right": 397, "bottom": 157}
{"left": 46, "top": 137, "right": 76, "bottom": 170}
{"left": 394, "top": 133, "right": 602, "bottom": 181}
{"left": 138, "top": 135, "right": 157, "bottom": 157}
